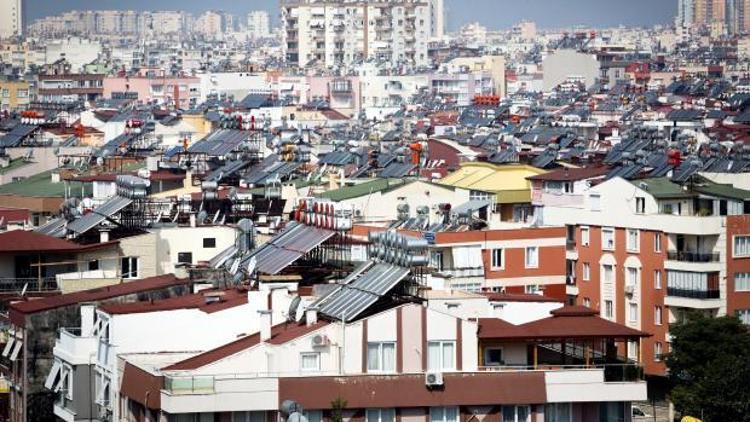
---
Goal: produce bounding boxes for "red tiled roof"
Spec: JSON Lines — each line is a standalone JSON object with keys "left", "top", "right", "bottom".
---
{"left": 98, "top": 288, "right": 248, "bottom": 315}
{"left": 164, "top": 321, "right": 329, "bottom": 371}
{"left": 477, "top": 305, "right": 650, "bottom": 340}
{"left": 526, "top": 166, "right": 609, "bottom": 182}
{"left": 69, "top": 171, "right": 185, "bottom": 183}
{"left": 0, "top": 230, "right": 117, "bottom": 253}
{"left": 9, "top": 274, "right": 188, "bottom": 317}
{"left": 0, "top": 207, "right": 30, "bottom": 223}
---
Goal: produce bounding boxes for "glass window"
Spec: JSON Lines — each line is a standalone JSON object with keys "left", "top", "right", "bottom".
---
{"left": 303, "top": 411, "right": 323, "bottom": 422}
{"left": 603, "top": 264, "right": 613, "bottom": 283}
{"left": 525, "top": 246, "right": 538, "bottom": 268}
{"left": 655, "top": 306, "right": 662, "bottom": 325}
{"left": 428, "top": 341, "right": 455, "bottom": 371}
{"left": 636, "top": 197, "right": 646, "bottom": 214}
{"left": 300, "top": 352, "right": 320, "bottom": 371}
{"left": 203, "top": 238, "right": 216, "bottom": 248}
{"left": 734, "top": 235, "right": 750, "bottom": 257}
{"left": 544, "top": 403, "right": 571, "bottom": 422}
{"left": 430, "top": 407, "right": 459, "bottom": 422}
{"left": 366, "top": 409, "right": 395, "bottom": 422}
{"left": 629, "top": 302, "right": 638, "bottom": 323}
{"left": 735, "top": 273, "right": 750, "bottom": 292}
{"left": 581, "top": 226, "right": 590, "bottom": 246}
{"left": 602, "top": 227, "right": 615, "bottom": 250}
{"left": 367, "top": 342, "right": 395, "bottom": 373}
{"left": 582, "top": 263, "right": 590, "bottom": 281}
{"left": 503, "top": 406, "right": 530, "bottom": 422}
{"left": 604, "top": 300, "right": 613, "bottom": 319}
{"left": 491, "top": 248, "right": 503, "bottom": 269}
{"left": 177, "top": 252, "right": 193, "bottom": 264}
{"left": 121, "top": 257, "right": 139, "bottom": 279}
{"left": 627, "top": 229, "right": 639, "bottom": 252}
{"left": 654, "top": 233, "right": 662, "bottom": 252}
{"left": 627, "top": 267, "right": 638, "bottom": 287}
{"left": 654, "top": 270, "right": 662, "bottom": 289}
{"left": 654, "top": 342, "right": 663, "bottom": 362}
{"left": 627, "top": 340, "right": 638, "bottom": 360}
{"left": 590, "top": 194, "right": 601, "bottom": 211}
{"left": 583, "top": 297, "right": 591, "bottom": 308}
{"left": 483, "top": 347, "right": 503, "bottom": 366}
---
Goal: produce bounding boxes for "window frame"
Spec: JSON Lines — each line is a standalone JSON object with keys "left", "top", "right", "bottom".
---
{"left": 654, "top": 233, "right": 662, "bottom": 253}
{"left": 602, "top": 227, "right": 615, "bottom": 251}
{"left": 604, "top": 300, "right": 613, "bottom": 320}
{"left": 734, "top": 235, "right": 750, "bottom": 258}
{"left": 300, "top": 352, "right": 321, "bottom": 372}
{"left": 735, "top": 272, "right": 750, "bottom": 292}
{"left": 491, "top": 248, "right": 504, "bottom": 269}
{"left": 654, "top": 305, "right": 663, "bottom": 325}
{"left": 427, "top": 340, "right": 456, "bottom": 371}
{"left": 366, "top": 409, "right": 395, "bottom": 422}
{"left": 654, "top": 270, "right": 662, "bottom": 289}
{"left": 430, "top": 407, "right": 459, "bottom": 422}
{"left": 628, "top": 302, "right": 638, "bottom": 323}
{"left": 203, "top": 237, "right": 217, "bottom": 248}
{"left": 581, "top": 226, "right": 590, "bottom": 246}
{"left": 582, "top": 262, "right": 591, "bottom": 281}
{"left": 626, "top": 229, "right": 639, "bottom": 252}
{"left": 120, "top": 256, "right": 139, "bottom": 279}
{"left": 524, "top": 246, "right": 539, "bottom": 269}
{"left": 367, "top": 341, "right": 396, "bottom": 373}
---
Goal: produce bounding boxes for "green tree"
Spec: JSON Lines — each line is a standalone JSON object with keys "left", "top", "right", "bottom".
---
{"left": 666, "top": 312, "right": 750, "bottom": 421}
{"left": 330, "top": 397, "right": 348, "bottom": 422}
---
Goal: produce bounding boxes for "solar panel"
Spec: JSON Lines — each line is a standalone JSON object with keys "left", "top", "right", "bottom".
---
{"left": 318, "top": 263, "right": 410, "bottom": 321}
{"left": 240, "top": 222, "right": 335, "bottom": 275}
{"left": 35, "top": 218, "right": 66, "bottom": 237}
{"left": 67, "top": 196, "right": 133, "bottom": 235}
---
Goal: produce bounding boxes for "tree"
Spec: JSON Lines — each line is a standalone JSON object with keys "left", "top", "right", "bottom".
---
{"left": 666, "top": 312, "right": 750, "bottom": 422}
{"left": 330, "top": 397, "right": 348, "bottom": 422}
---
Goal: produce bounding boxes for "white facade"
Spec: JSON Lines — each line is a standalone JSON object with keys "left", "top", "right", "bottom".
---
{"left": 542, "top": 49, "right": 600, "bottom": 92}
{"left": 198, "top": 72, "right": 270, "bottom": 103}
{"left": 0, "top": 0, "right": 23, "bottom": 39}
{"left": 281, "top": 0, "right": 434, "bottom": 69}
{"left": 45, "top": 37, "right": 102, "bottom": 72}
{"left": 247, "top": 11, "right": 271, "bottom": 39}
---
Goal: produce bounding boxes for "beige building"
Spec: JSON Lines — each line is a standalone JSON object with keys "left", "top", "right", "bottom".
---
{"left": 0, "top": 0, "right": 23, "bottom": 38}
{"left": 448, "top": 55, "right": 507, "bottom": 98}
{"left": 0, "top": 79, "right": 30, "bottom": 111}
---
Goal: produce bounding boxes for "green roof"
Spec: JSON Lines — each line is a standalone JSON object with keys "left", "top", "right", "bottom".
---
{"left": 632, "top": 178, "right": 692, "bottom": 199}
{"left": 316, "top": 178, "right": 405, "bottom": 202}
{"left": 0, "top": 170, "right": 68, "bottom": 197}
{"left": 0, "top": 159, "right": 30, "bottom": 175}
{"left": 693, "top": 182, "right": 750, "bottom": 201}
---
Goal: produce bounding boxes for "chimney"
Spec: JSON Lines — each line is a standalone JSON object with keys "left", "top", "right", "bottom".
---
{"left": 259, "top": 310, "right": 272, "bottom": 341}
{"left": 306, "top": 307, "right": 318, "bottom": 327}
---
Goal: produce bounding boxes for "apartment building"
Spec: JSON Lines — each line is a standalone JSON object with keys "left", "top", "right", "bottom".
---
{"left": 37, "top": 74, "right": 105, "bottom": 103}
{"left": 0, "top": 0, "right": 24, "bottom": 39}
{"left": 247, "top": 11, "right": 272, "bottom": 39}
{"left": 103, "top": 71, "right": 200, "bottom": 109}
{"left": 536, "top": 175, "right": 750, "bottom": 376}
{"left": 281, "top": 0, "right": 442, "bottom": 69}
{"left": 0, "top": 78, "right": 30, "bottom": 111}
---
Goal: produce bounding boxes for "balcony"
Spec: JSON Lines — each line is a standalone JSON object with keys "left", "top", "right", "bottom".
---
{"left": 54, "top": 392, "right": 75, "bottom": 422}
{"left": 666, "top": 287, "right": 720, "bottom": 300}
{"left": 666, "top": 251, "right": 720, "bottom": 263}
{"left": 0, "top": 277, "right": 58, "bottom": 293}
{"left": 429, "top": 268, "right": 485, "bottom": 291}
{"left": 55, "top": 327, "right": 98, "bottom": 365}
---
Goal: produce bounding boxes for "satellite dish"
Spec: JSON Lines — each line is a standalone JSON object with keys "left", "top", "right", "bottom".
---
{"left": 287, "top": 296, "right": 301, "bottom": 322}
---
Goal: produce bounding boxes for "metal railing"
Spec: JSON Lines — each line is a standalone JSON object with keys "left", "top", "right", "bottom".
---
{"left": 477, "top": 363, "right": 644, "bottom": 382}
{"left": 666, "top": 251, "right": 720, "bottom": 263}
{"left": 0, "top": 277, "right": 58, "bottom": 293}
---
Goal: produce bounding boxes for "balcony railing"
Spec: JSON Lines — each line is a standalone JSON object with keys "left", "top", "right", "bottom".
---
{"left": 471, "top": 364, "right": 644, "bottom": 382}
{"left": 0, "top": 277, "right": 58, "bottom": 293}
{"left": 666, "top": 251, "right": 720, "bottom": 263}
{"left": 667, "top": 287, "right": 720, "bottom": 299}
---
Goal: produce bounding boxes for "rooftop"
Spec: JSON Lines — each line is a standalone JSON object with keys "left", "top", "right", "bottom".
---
{"left": 98, "top": 287, "right": 249, "bottom": 315}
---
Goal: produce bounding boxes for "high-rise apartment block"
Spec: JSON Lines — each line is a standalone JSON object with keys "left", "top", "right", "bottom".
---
{"left": 247, "top": 10, "right": 272, "bottom": 39}
{"left": 0, "top": 0, "right": 24, "bottom": 39}
{"left": 281, "top": 0, "right": 444, "bottom": 69}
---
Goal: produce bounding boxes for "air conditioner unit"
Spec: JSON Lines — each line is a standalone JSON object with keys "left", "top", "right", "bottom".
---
{"left": 624, "top": 284, "right": 635, "bottom": 295}
{"left": 311, "top": 334, "right": 330, "bottom": 347}
{"left": 425, "top": 371, "right": 443, "bottom": 387}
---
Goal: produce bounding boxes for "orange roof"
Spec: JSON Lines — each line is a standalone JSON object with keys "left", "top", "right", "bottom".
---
{"left": 0, "top": 230, "right": 117, "bottom": 254}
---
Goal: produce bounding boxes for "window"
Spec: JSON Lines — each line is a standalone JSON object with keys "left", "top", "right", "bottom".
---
{"left": 735, "top": 273, "right": 750, "bottom": 292}
{"left": 303, "top": 411, "right": 323, "bottom": 422}
{"left": 654, "top": 270, "right": 662, "bottom": 289}
{"left": 602, "top": 227, "right": 615, "bottom": 250}
{"left": 654, "top": 233, "right": 662, "bottom": 252}
{"left": 525, "top": 246, "right": 538, "bottom": 268}
{"left": 629, "top": 302, "right": 638, "bottom": 323}
{"left": 627, "top": 340, "right": 638, "bottom": 360}
{"left": 655, "top": 305, "right": 663, "bottom": 325}
{"left": 203, "top": 237, "right": 216, "bottom": 248}
{"left": 483, "top": 347, "right": 503, "bottom": 366}
{"left": 503, "top": 406, "right": 530, "bottom": 422}
{"left": 177, "top": 252, "right": 193, "bottom": 264}
{"left": 367, "top": 342, "right": 395, "bottom": 372}
{"left": 88, "top": 260, "right": 99, "bottom": 271}
{"left": 590, "top": 194, "right": 601, "bottom": 211}
{"left": 525, "top": 284, "right": 541, "bottom": 294}
{"left": 430, "top": 251, "right": 444, "bottom": 271}
{"left": 581, "top": 226, "right": 590, "bottom": 246}
{"left": 583, "top": 297, "right": 591, "bottom": 308}
{"left": 627, "top": 229, "right": 639, "bottom": 252}
{"left": 654, "top": 342, "right": 663, "bottom": 362}
{"left": 603, "top": 264, "right": 614, "bottom": 283}
{"left": 737, "top": 309, "right": 750, "bottom": 325}
{"left": 430, "top": 407, "right": 459, "bottom": 422}
{"left": 121, "top": 257, "right": 139, "bottom": 279}
{"left": 544, "top": 403, "right": 571, "bottom": 422}
{"left": 627, "top": 267, "right": 638, "bottom": 287}
{"left": 734, "top": 235, "right": 750, "bottom": 257}
{"left": 300, "top": 352, "right": 320, "bottom": 371}
{"left": 231, "top": 412, "right": 266, "bottom": 422}
{"left": 491, "top": 248, "right": 504, "bottom": 269}
{"left": 635, "top": 197, "right": 646, "bottom": 214}
{"left": 604, "top": 300, "right": 613, "bottom": 319}
{"left": 366, "top": 409, "right": 395, "bottom": 422}
{"left": 427, "top": 341, "right": 456, "bottom": 371}
{"left": 582, "top": 263, "right": 590, "bottom": 281}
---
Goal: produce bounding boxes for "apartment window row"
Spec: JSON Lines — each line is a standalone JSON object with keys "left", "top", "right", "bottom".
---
{"left": 368, "top": 341, "right": 457, "bottom": 372}
{"left": 581, "top": 227, "right": 661, "bottom": 253}
{"left": 736, "top": 272, "right": 750, "bottom": 292}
